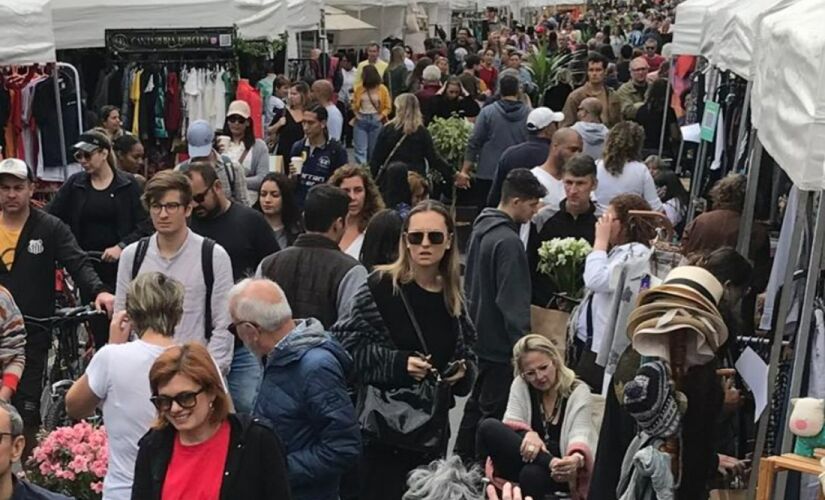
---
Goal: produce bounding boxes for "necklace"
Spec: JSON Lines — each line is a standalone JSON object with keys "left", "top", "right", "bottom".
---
{"left": 538, "top": 392, "right": 562, "bottom": 444}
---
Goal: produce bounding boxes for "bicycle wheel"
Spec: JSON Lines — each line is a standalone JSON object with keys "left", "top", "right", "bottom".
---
{"left": 42, "top": 389, "right": 71, "bottom": 431}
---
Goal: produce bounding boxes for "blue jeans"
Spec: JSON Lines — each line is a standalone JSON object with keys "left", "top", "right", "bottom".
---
{"left": 227, "top": 344, "right": 263, "bottom": 414}
{"left": 353, "top": 114, "right": 382, "bottom": 164}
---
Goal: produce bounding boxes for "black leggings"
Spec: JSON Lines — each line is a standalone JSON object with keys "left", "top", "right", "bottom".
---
{"left": 477, "top": 418, "right": 568, "bottom": 499}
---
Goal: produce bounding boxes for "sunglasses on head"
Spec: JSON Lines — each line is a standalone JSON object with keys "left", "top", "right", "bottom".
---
{"left": 150, "top": 388, "right": 204, "bottom": 412}
{"left": 73, "top": 149, "right": 100, "bottom": 161}
{"left": 227, "top": 115, "right": 247, "bottom": 124}
{"left": 406, "top": 231, "right": 447, "bottom": 245}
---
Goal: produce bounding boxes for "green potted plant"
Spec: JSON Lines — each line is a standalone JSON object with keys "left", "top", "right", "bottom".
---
{"left": 525, "top": 42, "right": 573, "bottom": 107}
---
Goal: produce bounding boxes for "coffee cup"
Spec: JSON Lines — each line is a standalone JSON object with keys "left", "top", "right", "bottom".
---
{"left": 216, "top": 135, "right": 231, "bottom": 153}
{"left": 290, "top": 156, "right": 305, "bottom": 175}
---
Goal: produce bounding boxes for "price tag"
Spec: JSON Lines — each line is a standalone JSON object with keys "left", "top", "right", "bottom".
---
{"left": 700, "top": 100, "right": 720, "bottom": 142}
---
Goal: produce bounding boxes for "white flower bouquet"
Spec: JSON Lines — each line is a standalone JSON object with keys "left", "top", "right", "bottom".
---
{"left": 537, "top": 237, "right": 592, "bottom": 305}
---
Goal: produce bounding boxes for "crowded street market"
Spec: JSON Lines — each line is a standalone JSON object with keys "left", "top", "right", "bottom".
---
{"left": 0, "top": 0, "right": 823, "bottom": 498}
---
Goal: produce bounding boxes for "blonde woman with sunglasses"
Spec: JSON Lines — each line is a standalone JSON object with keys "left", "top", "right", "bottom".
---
{"left": 331, "top": 200, "right": 477, "bottom": 500}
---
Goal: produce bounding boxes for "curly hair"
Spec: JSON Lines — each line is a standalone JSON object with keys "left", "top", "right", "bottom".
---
{"left": 603, "top": 121, "right": 645, "bottom": 176}
{"left": 609, "top": 194, "right": 656, "bottom": 246}
{"left": 329, "top": 165, "right": 385, "bottom": 232}
{"left": 709, "top": 173, "right": 746, "bottom": 211}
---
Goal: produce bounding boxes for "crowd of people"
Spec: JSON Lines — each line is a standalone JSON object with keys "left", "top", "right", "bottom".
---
{"left": 0, "top": 1, "right": 774, "bottom": 499}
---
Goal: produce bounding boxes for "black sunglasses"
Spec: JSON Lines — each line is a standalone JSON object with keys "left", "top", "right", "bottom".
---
{"left": 150, "top": 388, "right": 204, "bottom": 412}
{"left": 227, "top": 115, "right": 247, "bottom": 124}
{"left": 73, "top": 149, "right": 99, "bottom": 161}
{"left": 406, "top": 231, "right": 447, "bottom": 245}
{"left": 192, "top": 180, "right": 216, "bottom": 204}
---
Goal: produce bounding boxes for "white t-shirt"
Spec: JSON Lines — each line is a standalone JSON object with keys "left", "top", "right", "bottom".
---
{"left": 520, "top": 166, "right": 567, "bottom": 244}
{"left": 86, "top": 340, "right": 170, "bottom": 500}
{"left": 325, "top": 103, "right": 344, "bottom": 142}
{"left": 594, "top": 160, "right": 663, "bottom": 214}
{"left": 344, "top": 232, "right": 365, "bottom": 260}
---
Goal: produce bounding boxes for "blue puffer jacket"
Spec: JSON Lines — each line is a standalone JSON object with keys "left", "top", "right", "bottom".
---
{"left": 253, "top": 318, "right": 361, "bottom": 500}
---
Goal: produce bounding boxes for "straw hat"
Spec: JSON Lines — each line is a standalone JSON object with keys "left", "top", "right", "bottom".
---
{"left": 630, "top": 309, "right": 720, "bottom": 366}
{"left": 627, "top": 299, "right": 729, "bottom": 350}
{"left": 636, "top": 266, "right": 724, "bottom": 317}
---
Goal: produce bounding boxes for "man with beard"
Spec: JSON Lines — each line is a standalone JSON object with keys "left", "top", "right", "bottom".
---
{"left": 185, "top": 162, "right": 280, "bottom": 413}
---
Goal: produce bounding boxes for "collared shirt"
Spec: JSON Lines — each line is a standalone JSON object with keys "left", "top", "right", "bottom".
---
{"left": 290, "top": 138, "right": 349, "bottom": 208}
{"left": 115, "top": 229, "right": 235, "bottom": 372}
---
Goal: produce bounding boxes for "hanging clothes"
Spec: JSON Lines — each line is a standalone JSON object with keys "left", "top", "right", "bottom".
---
{"left": 32, "top": 69, "right": 81, "bottom": 169}
{"left": 165, "top": 70, "right": 182, "bottom": 136}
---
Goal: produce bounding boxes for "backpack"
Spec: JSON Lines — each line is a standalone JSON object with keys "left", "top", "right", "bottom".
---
{"left": 216, "top": 154, "right": 239, "bottom": 200}
{"left": 131, "top": 237, "right": 216, "bottom": 340}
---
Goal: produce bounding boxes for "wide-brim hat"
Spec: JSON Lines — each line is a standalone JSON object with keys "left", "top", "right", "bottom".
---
{"left": 627, "top": 299, "right": 728, "bottom": 351}
{"left": 631, "top": 309, "right": 719, "bottom": 366}
{"left": 637, "top": 266, "right": 724, "bottom": 315}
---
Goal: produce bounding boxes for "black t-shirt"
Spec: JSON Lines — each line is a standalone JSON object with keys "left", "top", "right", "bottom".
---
{"left": 79, "top": 182, "right": 120, "bottom": 252}
{"left": 189, "top": 203, "right": 281, "bottom": 281}
{"left": 33, "top": 70, "right": 81, "bottom": 168}
{"left": 529, "top": 386, "right": 569, "bottom": 459}
{"left": 369, "top": 273, "right": 458, "bottom": 371}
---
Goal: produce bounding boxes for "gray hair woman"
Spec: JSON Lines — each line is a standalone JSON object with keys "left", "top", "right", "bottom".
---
{"left": 66, "top": 272, "right": 182, "bottom": 500}
{"left": 477, "top": 334, "right": 596, "bottom": 500}
{"left": 403, "top": 456, "right": 483, "bottom": 500}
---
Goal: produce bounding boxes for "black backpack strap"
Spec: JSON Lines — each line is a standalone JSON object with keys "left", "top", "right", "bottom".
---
{"left": 131, "top": 237, "right": 151, "bottom": 280}
{"left": 202, "top": 238, "right": 216, "bottom": 341}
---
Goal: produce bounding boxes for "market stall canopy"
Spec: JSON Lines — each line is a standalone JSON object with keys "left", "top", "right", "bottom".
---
{"left": 51, "top": 0, "right": 320, "bottom": 49}
{"left": 670, "top": 0, "right": 716, "bottom": 56}
{"left": 325, "top": 6, "right": 377, "bottom": 31}
{"left": 751, "top": 0, "right": 825, "bottom": 190}
{"left": 695, "top": 0, "right": 742, "bottom": 64}
{"left": 714, "top": 0, "right": 786, "bottom": 79}
{"left": 0, "top": 0, "right": 56, "bottom": 64}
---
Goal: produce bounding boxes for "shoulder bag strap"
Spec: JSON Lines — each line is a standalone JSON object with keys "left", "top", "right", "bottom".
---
{"left": 397, "top": 284, "right": 430, "bottom": 356}
{"left": 375, "top": 133, "right": 407, "bottom": 183}
{"left": 202, "top": 238, "right": 215, "bottom": 341}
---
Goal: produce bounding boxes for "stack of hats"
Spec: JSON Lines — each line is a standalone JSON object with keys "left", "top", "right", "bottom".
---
{"left": 623, "top": 360, "right": 683, "bottom": 438}
{"left": 627, "top": 266, "right": 728, "bottom": 367}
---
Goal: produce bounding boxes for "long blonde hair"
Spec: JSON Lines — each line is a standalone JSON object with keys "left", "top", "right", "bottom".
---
{"left": 375, "top": 201, "right": 463, "bottom": 317}
{"left": 512, "top": 334, "right": 577, "bottom": 397}
{"left": 390, "top": 93, "right": 424, "bottom": 136}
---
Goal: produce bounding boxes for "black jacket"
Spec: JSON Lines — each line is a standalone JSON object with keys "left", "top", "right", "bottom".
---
{"left": 0, "top": 209, "right": 106, "bottom": 319}
{"left": 47, "top": 168, "right": 151, "bottom": 249}
{"left": 368, "top": 125, "right": 452, "bottom": 180}
{"left": 131, "top": 413, "right": 292, "bottom": 500}
{"left": 464, "top": 208, "right": 531, "bottom": 364}
{"left": 259, "top": 233, "right": 361, "bottom": 328}
{"left": 487, "top": 136, "right": 552, "bottom": 207}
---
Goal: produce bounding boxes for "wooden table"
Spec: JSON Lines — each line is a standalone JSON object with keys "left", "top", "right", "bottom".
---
{"left": 756, "top": 453, "right": 824, "bottom": 500}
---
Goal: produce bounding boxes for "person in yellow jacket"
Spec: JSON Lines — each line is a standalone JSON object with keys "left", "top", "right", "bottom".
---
{"left": 351, "top": 65, "right": 391, "bottom": 165}
{"left": 354, "top": 42, "right": 388, "bottom": 90}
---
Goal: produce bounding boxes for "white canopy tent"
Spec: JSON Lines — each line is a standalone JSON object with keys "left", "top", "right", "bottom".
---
{"left": 0, "top": 0, "right": 56, "bottom": 64}
{"left": 751, "top": 0, "right": 825, "bottom": 191}
{"left": 324, "top": 6, "right": 377, "bottom": 31}
{"left": 694, "top": 0, "right": 743, "bottom": 64}
{"left": 51, "top": 0, "right": 320, "bottom": 49}
{"left": 714, "top": 0, "right": 785, "bottom": 80}
{"left": 670, "top": 0, "right": 716, "bottom": 56}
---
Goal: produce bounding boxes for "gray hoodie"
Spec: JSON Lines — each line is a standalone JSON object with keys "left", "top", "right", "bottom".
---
{"left": 465, "top": 99, "right": 530, "bottom": 180}
{"left": 572, "top": 121, "right": 610, "bottom": 160}
{"left": 464, "top": 208, "right": 531, "bottom": 364}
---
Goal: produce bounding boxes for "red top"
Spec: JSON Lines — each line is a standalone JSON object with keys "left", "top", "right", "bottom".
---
{"left": 236, "top": 79, "right": 264, "bottom": 139}
{"left": 162, "top": 420, "right": 230, "bottom": 500}
{"left": 644, "top": 53, "right": 666, "bottom": 72}
{"left": 478, "top": 66, "right": 498, "bottom": 93}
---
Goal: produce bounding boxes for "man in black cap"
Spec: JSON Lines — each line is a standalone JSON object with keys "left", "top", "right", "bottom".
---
{"left": 0, "top": 158, "right": 113, "bottom": 455}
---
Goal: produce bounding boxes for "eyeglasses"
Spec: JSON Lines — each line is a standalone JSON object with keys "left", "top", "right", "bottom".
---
{"left": 227, "top": 115, "right": 247, "bottom": 124}
{"left": 73, "top": 149, "right": 100, "bottom": 161}
{"left": 149, "top": 202, "right": 184, "bottom": 215}
{"left": 192, "top": 181, "right": 216, "bottom": 204}
{"left": 0, "top": 432, "right": 16, "bottom": 442}
{"left": 406, "top": 231, "right": 447, "bottom": 245}
{"left": 150, "top": 388, "right": 204, "bottom": 412}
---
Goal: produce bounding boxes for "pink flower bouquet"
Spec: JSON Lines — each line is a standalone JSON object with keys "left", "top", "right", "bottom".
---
{"left": 26, "top": 422, "right": 107, "bottom": 499}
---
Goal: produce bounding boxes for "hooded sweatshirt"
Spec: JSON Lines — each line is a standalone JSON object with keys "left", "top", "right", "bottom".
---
{"left": 572, "top": 121, "right": 610, "bottom": 160}
{"left": 464, "top": 208, "right": 532, "bottom": 364}
{"left": 253, "top": 318, "right": 361, "bottom": 500}
{"left": 465, "top": 99, "right": 530, "bottom": 180}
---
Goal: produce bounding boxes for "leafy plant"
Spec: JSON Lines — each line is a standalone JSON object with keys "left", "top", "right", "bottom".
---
{"left": 537, "top": 237, "right": 592, "bottom": 304}
{"left": 234, "top": 33, "right": 286, "bottom": 59}
{"left": 525, "top": 43, "right": 573, "bottom": 107}
{"left": 427, "top": 116, "right": 473, "bottom": 207}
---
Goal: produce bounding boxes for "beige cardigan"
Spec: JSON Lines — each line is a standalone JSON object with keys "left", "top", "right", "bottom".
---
{"left": 501, "top": 378, "right": 597, "bottom": 500}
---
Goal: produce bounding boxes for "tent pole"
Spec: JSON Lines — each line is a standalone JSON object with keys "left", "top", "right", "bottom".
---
{"left": 747, "top": 187, "right": 809, "bottom": 499}
{"left": 736, "top": 133, "right": 762, "bottom": 257}
{"left": 772, "top": 190, "right": 825, "bottom": 499}
{"left": 733, "top": 80, "right": 752, "bottom": 170}
{"left": 657, "top": 57, "right": 673, "bottom": 158}
{"left": 52, "top": 65, "right": 68, "bottom": 181}
{"left": 686, "top": 65, "right": 719, "bottom": 225}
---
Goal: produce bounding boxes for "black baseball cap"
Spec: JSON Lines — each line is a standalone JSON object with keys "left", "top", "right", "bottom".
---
{"left": 72, "top": 131, "right": 111, "bottom": 153}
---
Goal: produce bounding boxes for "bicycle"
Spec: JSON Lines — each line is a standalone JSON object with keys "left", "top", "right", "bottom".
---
{"left": 23, "top": 305, "right": 107, "bottom": 430}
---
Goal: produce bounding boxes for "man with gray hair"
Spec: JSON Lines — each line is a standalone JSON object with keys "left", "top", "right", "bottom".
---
{"left": 0, "top": 400, "right": 71, "bottom": 498}
{"left": 228, "top": 277, "right": 360, "bottom": 500}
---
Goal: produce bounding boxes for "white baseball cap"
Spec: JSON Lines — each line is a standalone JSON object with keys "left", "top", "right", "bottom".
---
{"left": 527, "top": 107, "right": 565, "bottom": 131}
{"left": 0, "top": 158, "right": 33, "bottom": 181}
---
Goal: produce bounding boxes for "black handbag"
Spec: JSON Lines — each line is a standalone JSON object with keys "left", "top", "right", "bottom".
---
{"left": 357, "top": 285, "right": 452, "bottom": 454}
